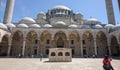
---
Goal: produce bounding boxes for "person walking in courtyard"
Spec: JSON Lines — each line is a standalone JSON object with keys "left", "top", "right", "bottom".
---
{"left": 103, "top": 55, "right": 114, "bottom": 70}
{"left": 40, "top": 53, "right": 43, "bottom": 61}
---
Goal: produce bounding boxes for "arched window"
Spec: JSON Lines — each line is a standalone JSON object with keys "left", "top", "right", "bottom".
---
{"left": 51, "top": 52, "right": 55, "bottom": 56}
{"left": 58, "top": 52, "right": 63, "bottom": 56}
{"left": 65, "top": 52, "right": 70, "bottom": 56}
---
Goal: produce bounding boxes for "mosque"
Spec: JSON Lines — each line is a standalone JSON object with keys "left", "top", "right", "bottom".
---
{"left": 0, "top": 0, "right": 120, "bottom": 57}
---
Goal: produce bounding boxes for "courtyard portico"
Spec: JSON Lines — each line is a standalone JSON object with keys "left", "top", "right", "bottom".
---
{"left": 0, "top": 5, "right": 120, "bottom": 57}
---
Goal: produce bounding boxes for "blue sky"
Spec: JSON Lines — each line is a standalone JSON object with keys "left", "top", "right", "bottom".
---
{"left": 0, "top": 0, "right": 120, "bottom": 24}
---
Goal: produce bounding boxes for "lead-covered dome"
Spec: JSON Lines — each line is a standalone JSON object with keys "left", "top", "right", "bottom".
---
{"left": 53, "top": 5, "right": 71, "bottom": 11}
{"left": 0, "top": 23, "right": 8, "bottom": 29}
{"left": 93, "top": 24, "right": 103, "bottom": 28}
{"left": 88, "top": 18, "right": 98, "bottom": 21}
{"left": 5, "top": 23, "right": 16, "bottom": 28}
{"left": 29, "top": 24, "right": 41, "bottom": 28}
{"left": 19, "top": 17, "right": 36, "bottom": 24}
{"left": 104, "top": 24, "right": 114, "bottom": 29}
{"left": 85, "top": 18, "right": 101, "bottom": 25}
{"left": 43, "top": 24, "right": 52, "bottom": 28}
{"left": 55, "top": 21, "right": 66, "bottom": 25}
{"left": 113, "top": 24, "right": 120, "bottom": 30}
{"left": 68, "top": 24, "right": 78, "bottom": 28}
{"left": 17, "top": 23, "right": 28, "bottom": 28}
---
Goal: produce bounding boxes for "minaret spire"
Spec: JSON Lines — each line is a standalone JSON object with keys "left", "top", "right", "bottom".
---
{"left": 105, "top": 0, "right": 116, "bottom": 25}
{"left": 3, "top": 0, "right": 15, "bottom": 24}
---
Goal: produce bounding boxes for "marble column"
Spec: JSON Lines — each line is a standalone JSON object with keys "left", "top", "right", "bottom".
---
{"left": 107, "top": 37, "right": 111, "bottom": 56}
{"left": 94, "top": 38, "right": 97, "bottom": 55}
{"left": 37, "top": 39, "right": 40, "bottom": 55}
{"left": 80, "top": 38, "right": 83, "bottom": 57}
{"left": 3, "top": 0, "right": 15, "bottom": 24}
{"left": 66, "top": 38, "right": 69, "bottom": 48}
{"left": 22, "top": 39, "right": 26, "bottom": 57}
{"left": 107, "top": 43, "right": 111, "bottom": 56}
{"left": 7, "top": 39, "right": 12, "bottom": 56}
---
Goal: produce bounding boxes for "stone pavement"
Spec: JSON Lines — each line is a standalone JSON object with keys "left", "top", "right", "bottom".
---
{"left": 0, "top": 58, "right": 119, "bottom": 70}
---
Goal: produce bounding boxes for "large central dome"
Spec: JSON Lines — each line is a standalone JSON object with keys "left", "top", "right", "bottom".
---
{"left": 53, "top": 5, "right": 71, "bottom": 10}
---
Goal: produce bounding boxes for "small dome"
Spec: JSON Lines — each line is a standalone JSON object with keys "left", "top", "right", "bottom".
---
{"left": 17, "top": 23, "right": 28, "bottom": 28}
{"left": 29, "top": 24, "right": 41, "bottom": 28}
{"left": 5, "top": 23, "right": 16, "bottom": 28}
{"left": 20, "top": 17, "right": 36, "bottom": 24}
{"left": 93, "top": 24, "right": 103, "bottom": 28}
{"left": 86, "top": 18, "right": 101, "bottom": 25}
{"left": 56, "top": 21, "right": 66, "bottom": 26}
{"left": 80, "top": 24, "right": 90, "bottom": 28}
{"left": 0, "top": 23, "right": 8, "bottom": 29}
{"left": 88, "top": 18, "right": 98, "bottom": 21}
{"left": 104, "top": 24, "right": 114, "bottom": 29}
{"left": 113, "top": 24, "right": 120, "bottom": 30}
{"left": 43, "top": 24, "right": 52, "bottom": 28}
{"left": 68, "top": 24, "right": 78, "bottom": 28}
{"left": 53, "top": 5, "right": 71, "bottom": 11}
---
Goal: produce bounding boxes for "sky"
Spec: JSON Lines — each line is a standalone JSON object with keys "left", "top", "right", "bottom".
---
{"left": 0, "top": 0, "right": 120, "bottom": 24}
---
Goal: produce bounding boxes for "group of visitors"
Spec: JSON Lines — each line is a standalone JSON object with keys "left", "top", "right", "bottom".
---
{"left": 18, "top": 53, "right": 114, "bottom": 70}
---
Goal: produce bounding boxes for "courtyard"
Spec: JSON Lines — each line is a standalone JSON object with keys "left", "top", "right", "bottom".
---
{"left": 0, "top": 58, "right": 120, "bottom": 70}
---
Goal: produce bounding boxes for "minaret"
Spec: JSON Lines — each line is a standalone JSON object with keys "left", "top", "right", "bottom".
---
{"left": 118, "top": 0, "right": 120, "bottom": 11}
{"left": 3, "top": 0, "right": 15, "bottom": 24}
{"left": 105, "top": 0, "right": 116, "bottom": 25}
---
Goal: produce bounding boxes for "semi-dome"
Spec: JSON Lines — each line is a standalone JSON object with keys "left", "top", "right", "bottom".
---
{"left": 80, "top": 24, "right": 90, "bottom": 28}
{"left": 93, "top": 24, "right": 103, "bottom": 28}
{"left": 55, "top": 21, "right": 66, "bottom": 26}
{"left": 17, "top": 23, "right": 28, "bottom": 28}
{"left": 29, "top": 24, "right": 41, "bottom": 28}
{"left": 53, "top": 5, "right": 71, "bottom": 10}
{"left": 104, "top": 24, "right": 114, "bottom": 29}
{"left": 19, "top": 17, "right": 36, "bottom": 24}
{"left": 43, "top": 24, "right": 52, "bottom": 28}
{"left": 0, "top": 23, "right": 8, "bottom": 29}
{"left": 5, "top": 23, "right": 16, "bottom": 28}
{"left": 68, "top": 24, "right": 78, "bottom": 28}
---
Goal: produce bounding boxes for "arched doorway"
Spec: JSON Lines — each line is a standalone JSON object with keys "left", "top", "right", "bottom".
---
{"left": 54, "top": 31, "right": 67, "bottom": 48}
{"left": 12, "top": 31, "right": 23, "bottom": 57}
{"left": 57, "top": 37, "right": 64, "bottom": 48}
{"left": 110, "top": 36, "right": 119, "bottom": 56}
{"left": 96, "top": 31, "right": 107, "bottom": 56}
{"left": 0, "top": 35, "right": 9, "bottom": 56}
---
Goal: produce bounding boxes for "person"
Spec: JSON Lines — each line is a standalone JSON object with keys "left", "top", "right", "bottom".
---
{"left": 18, "top": 53, "right": 21, "bottom": 58}
{"left": 103, "top": 55, "right": 114, "bottom": 70}
{"left": 40, "top": 53, "right": 43, "bottom": 61}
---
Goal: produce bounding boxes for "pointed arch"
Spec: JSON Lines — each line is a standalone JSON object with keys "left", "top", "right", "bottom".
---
{"left": 54, "top": 31, "right": 67, "bottom": 48}
{"left": 11, "top": 31, "right": 23, "bottom": 56}
{"left": 0, "top": 34, "right": 9, "bottom": 56}
{"left": 96, "top": 31, "right": 107, "bottom": 56}
{"left": 110, "top": 35, "right": 119, "bottom": 56}
{"left": 82, "top": 31, "right": 94, "bottom": 56}
{"left": 25, "top": 31, "right": 38, "bottom": 56}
